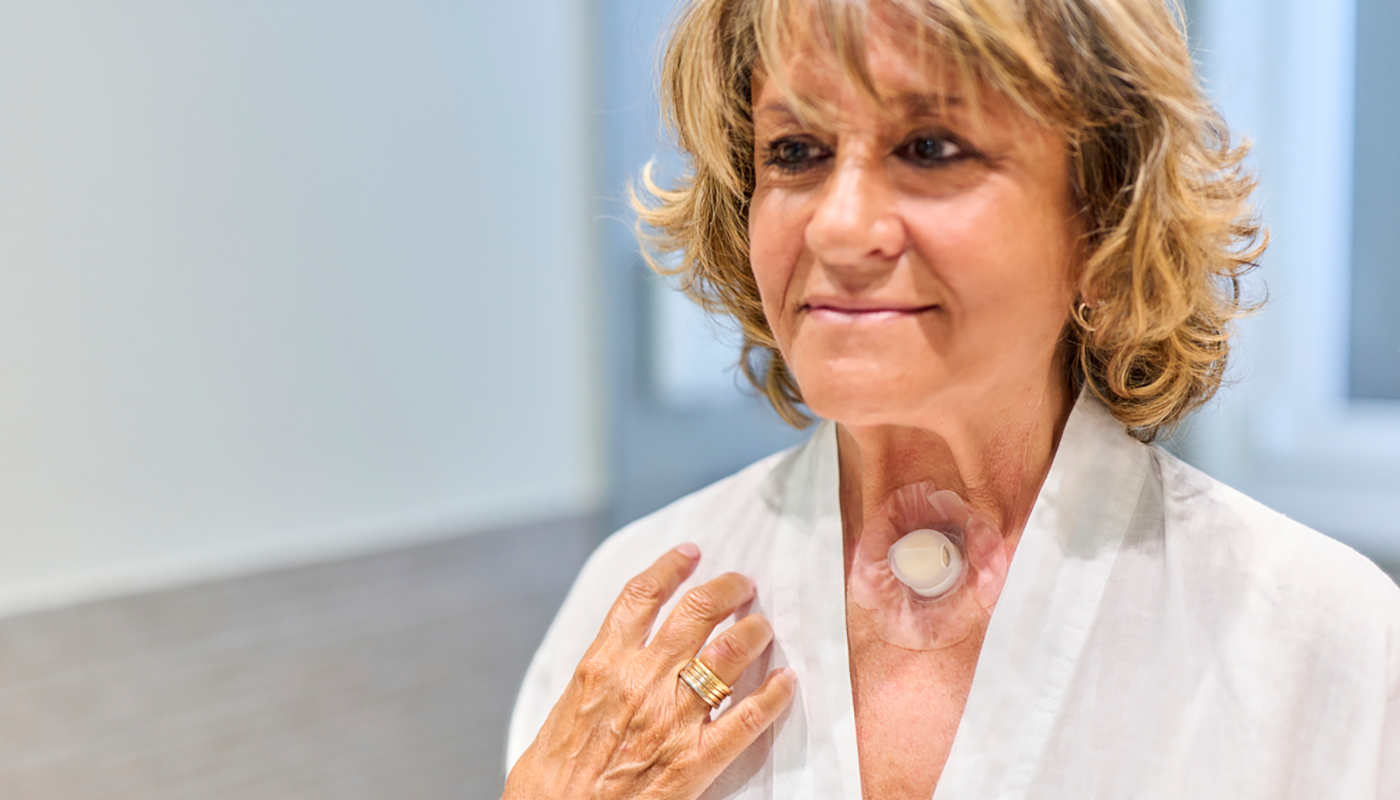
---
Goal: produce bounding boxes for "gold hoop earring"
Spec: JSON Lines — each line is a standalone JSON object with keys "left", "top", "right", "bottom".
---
{"left": 1072, "top": 299, "right": 1099, "bottom": 332}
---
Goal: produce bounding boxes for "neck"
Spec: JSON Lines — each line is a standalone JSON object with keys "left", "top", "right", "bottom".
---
{"left": 836, "top": 372, "right": 1074, "bottom": 560}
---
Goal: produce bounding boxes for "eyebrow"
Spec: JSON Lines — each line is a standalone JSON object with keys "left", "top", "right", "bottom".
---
{"left": 755, "top": 92, "right": 966, "bottom": 120}
{"left": 892, "top": 92, "right": 965, "bottom": 117}
{"left": 757, "top": 100, "right": 800, "bottom": 118}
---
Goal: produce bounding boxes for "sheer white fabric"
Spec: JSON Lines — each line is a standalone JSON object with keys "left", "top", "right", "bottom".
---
{"left": 506, "top": 396, "right": 1400, "bottom": 798}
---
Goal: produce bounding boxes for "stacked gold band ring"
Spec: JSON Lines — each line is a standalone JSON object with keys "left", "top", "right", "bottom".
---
{"left": 679, "top": 656, "right": 732, "bottom": 709}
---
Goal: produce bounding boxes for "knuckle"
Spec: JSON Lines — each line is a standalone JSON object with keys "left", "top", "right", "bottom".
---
{"left": 708, "top": 633, "right": 748, "bottom": 664}
{"left": 622, "top": 574, "right": 666, "bottom": 607}
{"left": 618, "top": 669, "right": 653, "bottom": 707}
{"left": 572, "top": 655, "right": 608, "bottom": 690}
{"left": 737, "top": 701, "right": 768, "bottom": 735}
{"left": 682, "top": 588, "right": 724, "bottom": 621}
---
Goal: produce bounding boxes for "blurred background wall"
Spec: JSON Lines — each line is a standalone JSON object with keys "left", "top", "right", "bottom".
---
{"left": 0, "top": 1, "right": 599, "bottom": 618}
{"left": 1183, "top": 0, "right": 1400, "bottom": 565}
{"left": 0, "top": 3, "right": 607, "bottom": 798}
{"left": 0, "top": 0, "right": 1394, "bottom": 798}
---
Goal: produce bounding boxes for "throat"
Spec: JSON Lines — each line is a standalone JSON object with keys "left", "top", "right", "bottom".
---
{"left": 843, "top": 481, "right": 1011, "bottom": 651}
{"left": 847, "top": 598, "right": 985, "bottom": 800}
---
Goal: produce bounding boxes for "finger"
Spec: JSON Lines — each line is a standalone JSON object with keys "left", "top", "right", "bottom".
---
{"left": 650, "top": 572, "right": 755, "bottom": 664}
{"left": 697, "top": 614, "right": 774, "bottom": 690}
{"left": 595, "top": 544, "right": 701, "bottom": 650}
{"left": 703, "top": 668, "right": 796, "bottom": 766}
{"left": 675, "top": 613, "right": 774, "bottom": 715}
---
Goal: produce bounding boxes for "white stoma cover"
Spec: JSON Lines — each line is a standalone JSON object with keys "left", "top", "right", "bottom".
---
{"left": 888, "top": 527, "right": 963, "bottom": 597}
{"left": 846, "top": 482, "right": 1009, "bottom": 651}
{"left": 508, "top": 394, "right": 1400, "bottom": 799}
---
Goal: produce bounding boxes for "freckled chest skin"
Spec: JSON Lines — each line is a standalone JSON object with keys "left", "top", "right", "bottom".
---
{"left": 846, "top": 602, "right": 986, "bottom": 800}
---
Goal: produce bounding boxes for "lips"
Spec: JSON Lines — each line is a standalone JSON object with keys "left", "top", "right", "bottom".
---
{"left": 802, "top": 301, "right": 938, "bottom": 321}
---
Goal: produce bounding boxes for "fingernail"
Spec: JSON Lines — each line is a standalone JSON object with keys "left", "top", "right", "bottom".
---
{"left": 675, "top": 542, "right": 700, "bottom": 560}
{"left": 778, "top": 667, "right": 796, "bottom": 685}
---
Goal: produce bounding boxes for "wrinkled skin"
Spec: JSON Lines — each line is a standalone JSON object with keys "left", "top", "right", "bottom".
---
{"left": 503, "top": 546, "right": 795, "bottom": 800}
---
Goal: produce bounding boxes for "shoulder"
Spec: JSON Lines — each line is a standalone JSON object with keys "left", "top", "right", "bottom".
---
{"left": 1145, "top": 448, "right": 1400, "bottom": 782}
{"left": 583, "top": 440, "right": 802, "bottom": 592}
{"left": 1150, "top": 446, "right": 1400, "bottom": 657}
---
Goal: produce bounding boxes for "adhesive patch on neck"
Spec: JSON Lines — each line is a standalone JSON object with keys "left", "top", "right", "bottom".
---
{"left": 847, "top": 482, "right": 1010, "bottom": 651}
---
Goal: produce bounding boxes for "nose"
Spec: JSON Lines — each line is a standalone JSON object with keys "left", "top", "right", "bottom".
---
{"left": 804, "top": 153, "right": 906, "bottom": 281}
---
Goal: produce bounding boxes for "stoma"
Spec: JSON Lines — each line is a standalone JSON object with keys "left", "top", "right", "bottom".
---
{"left": 846, "top": 482, "right": 1011, "bottom": 650}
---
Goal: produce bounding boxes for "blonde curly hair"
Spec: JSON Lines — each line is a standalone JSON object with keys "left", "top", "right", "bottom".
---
{"left": 634, "top": 0, "right": 1265, "bottom": 442}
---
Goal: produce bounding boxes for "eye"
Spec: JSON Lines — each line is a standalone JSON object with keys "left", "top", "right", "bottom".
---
{"left": 763, "top": 136, "right": 830, "bottom": 172}
{"left": 896, "top": 134, "right": 967, "bottom": 167}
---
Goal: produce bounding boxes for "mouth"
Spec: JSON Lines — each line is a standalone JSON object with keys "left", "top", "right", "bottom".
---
{"left": 802, "top": 302, "right": 939, "bottom": 322}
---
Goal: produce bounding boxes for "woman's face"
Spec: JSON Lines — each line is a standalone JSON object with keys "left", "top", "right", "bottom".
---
{"left": 748, "top": 27, "right": 1081, "bottom": 427}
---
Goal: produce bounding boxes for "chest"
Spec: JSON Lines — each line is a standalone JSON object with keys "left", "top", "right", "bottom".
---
{"left": 846, "top": 601, "right": 984, "bottom": 800}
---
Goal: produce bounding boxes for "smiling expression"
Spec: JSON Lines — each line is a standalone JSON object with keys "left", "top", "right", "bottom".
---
{"left": 747, "top": 22, "right": 1083, "bottom": 428}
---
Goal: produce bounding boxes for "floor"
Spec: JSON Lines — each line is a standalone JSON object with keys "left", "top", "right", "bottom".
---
{"left": 0, "top": 517, "right": 599, "bottom": 800}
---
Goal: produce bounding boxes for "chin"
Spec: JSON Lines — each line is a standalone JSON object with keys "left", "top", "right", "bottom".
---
{"left": 796, "top": 366, "right": 944, "bottom": 428}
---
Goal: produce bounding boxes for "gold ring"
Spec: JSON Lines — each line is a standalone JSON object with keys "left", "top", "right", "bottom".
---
{"left": 679, "top": 656, "right": 732, "bottom": 709}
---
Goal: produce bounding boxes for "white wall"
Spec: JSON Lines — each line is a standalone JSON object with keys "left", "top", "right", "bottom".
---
{"left": 0, "top": 1, "right": 600, "bottom": 616}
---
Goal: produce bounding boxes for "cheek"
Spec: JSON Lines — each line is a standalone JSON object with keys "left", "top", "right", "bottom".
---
{"left": 913, "top": 186, "right": 1076, "bottom": 327}
{"left": 747, "top": 190, "right": 809, "bottom": 342}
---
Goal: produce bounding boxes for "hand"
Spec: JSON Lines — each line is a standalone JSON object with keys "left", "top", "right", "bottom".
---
{"left": 504, "top": 544, "right": 796, "bottom": 800}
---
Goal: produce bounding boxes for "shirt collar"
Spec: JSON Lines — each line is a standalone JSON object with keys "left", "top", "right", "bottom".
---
{"left": 770, "top": 391, "right": 1153, "bottom": 799}
{"left": 935, "top": 391, "right": 1153, "bottom": 798}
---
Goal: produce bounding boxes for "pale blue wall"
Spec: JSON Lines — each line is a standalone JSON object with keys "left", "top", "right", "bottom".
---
{"left": 0, "top": 1, "right": 600, "bottom": 615}
{"left": 1349, "top": 0, "right": 1400, "bottom": 400}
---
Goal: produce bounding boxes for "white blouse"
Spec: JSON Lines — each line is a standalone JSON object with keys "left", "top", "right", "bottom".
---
{"left": 506, "top": 396, "right": 1400, "bottom": 799}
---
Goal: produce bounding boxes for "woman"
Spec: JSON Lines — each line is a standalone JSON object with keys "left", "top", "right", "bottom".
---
{"left": 505, "top": 0, "right": 1400, "bottom": 797}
